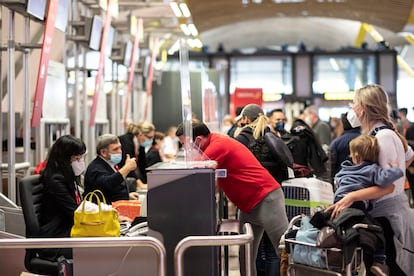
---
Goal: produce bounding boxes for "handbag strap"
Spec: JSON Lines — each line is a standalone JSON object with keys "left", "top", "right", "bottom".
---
{"left": 81, "top": 190, "right": 106, "bottom": 214}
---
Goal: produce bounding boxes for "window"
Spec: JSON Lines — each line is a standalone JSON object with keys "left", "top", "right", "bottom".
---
{"left": 312, "top": 55, "right": 376, "bottom": 94}
{"left": 230, "top": 56, "right": 293, "bottom": 95}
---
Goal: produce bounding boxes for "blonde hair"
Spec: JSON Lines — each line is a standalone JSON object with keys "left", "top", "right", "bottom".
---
{"left": 137, "top": 121, "right": 155, "bottom": 135}
{"left": 354, "top": 84, "right": 408, "bottom": 151}
{"left": 349, "top": 135, "right": 378, "bottom": 164}
{"left": 126, "top": 122, "right": 141, "bottom": 135}
{"left": 244, "top": 114, "right": 269, "bottom": 139}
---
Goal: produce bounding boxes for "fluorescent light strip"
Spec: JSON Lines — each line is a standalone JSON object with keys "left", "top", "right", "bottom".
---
{"left": 170, "top": 2, "right": 182, "bottom": 17}
{"left": 194, "top": 38, "right": 203, "bottom": 48}
{"left": 179, "top": 3, "right": 191, "bottom": 17}
{"left": 188, "top": 23, "right": 198, "bottom": 36}
{"left": 180, "top": 24, "right": 191, "bottom": 35}
{"left": 168, "top": 40, "right": 180, "bottom": 55}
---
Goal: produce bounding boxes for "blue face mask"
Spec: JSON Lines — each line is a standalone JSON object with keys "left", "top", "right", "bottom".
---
{"left": 141, "top": 139, "right": 153, "bottom": 148}
{"left": 110, "top": 153, "right": 122, "bottom": 165}
{"left": 275, "top": 121, "right": 285, "bottom": 132}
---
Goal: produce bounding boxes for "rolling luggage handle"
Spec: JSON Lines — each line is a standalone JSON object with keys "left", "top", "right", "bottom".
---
{"left": 284, "top": 215, "right": 365, "bottom": 276}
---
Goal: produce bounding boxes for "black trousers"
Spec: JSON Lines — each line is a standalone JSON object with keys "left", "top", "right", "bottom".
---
{"left": 374, "top": 217, "right": 406, "bottom": 276}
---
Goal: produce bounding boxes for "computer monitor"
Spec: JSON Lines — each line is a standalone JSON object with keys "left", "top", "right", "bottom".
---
{"left": 55, "top": 0, "right": 70, "bottom": 32}
{"left": 105, "top": 26, "right": 115, "bottom": 57}
{"left": 123, "top": 41, "right": 133, "bottom": 67}
{"left": 26, "top": 0, "right": 47, "bottom": 20}
{"left": 87, "top": 15, "right": 103, "bottom": 51}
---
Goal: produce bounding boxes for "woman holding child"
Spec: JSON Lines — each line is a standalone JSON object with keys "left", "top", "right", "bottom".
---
{"left": 329, "top": 84, "right": 414, "bottom": 275}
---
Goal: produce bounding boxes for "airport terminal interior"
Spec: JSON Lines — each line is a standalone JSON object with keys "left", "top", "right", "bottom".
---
{"left": 1, "top": 0, "right": 414, "bottom": 275}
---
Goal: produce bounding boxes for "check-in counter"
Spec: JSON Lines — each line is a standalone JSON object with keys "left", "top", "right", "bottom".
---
{"left": 147, "top": 163, "right": 219, "bottom": 276}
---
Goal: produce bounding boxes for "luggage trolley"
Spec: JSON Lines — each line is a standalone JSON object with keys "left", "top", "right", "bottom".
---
{"left": 283, "top": 215, "right": 364, "bottom": 276}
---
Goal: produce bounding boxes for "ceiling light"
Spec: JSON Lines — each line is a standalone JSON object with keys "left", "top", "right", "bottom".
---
{"left": 170, "top": 2, "right": 182, "bottom": 17}
{"left": 329, "top": 58, "right": 340, "bottom": 71}
{"left": 180, "top": 24, "right": 191, "bottom": 36}
{"left": 187, "top": 38, "right": 196, "bottom": 48}
{"left": 193, "top": 38, "right": 203, "bottom": 48}
{"left": 188, "top": 23, "right": 198, "bottom": 36}
{"left": 168, "top": 40, "right": 180, "bottom": 55}
{"left": 272, "top": 0, "right": 305, "bottom": 3}
{"left": 179, "top": 3, "right": 191, "bottom": 18}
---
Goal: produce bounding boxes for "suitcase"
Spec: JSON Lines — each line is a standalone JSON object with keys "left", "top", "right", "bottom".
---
{"left": 281, "top": 177, "right": 334, "bottom": 220}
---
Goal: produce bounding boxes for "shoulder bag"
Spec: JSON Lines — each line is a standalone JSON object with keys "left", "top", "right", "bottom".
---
{"left": 70, "top": 190, "right": 120, "bottom": 237}
{"left": 264, "top": 132, "right": 294, "bottom": 168}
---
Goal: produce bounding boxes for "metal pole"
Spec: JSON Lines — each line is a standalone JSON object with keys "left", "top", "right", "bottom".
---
{"left": 23, "top": 16, "right": 30, "bottom": 170}
{"left": 74, "top": 43, "right": 81, "bottom": 138}
{"left": 7, "top": 9, "right": 16, "bottom": 203}
{"left": 0, "top": 236, "right": 167, "bottom": 276}
{"left": 111, "top": 62, "right": 116, "bottom": 134}
{"left": 174, "top": 222, "right": 253, "bottom": 276}
{"left": 0, "top": 6, "right": 4, "bottom": 193}
{"left": 81, "top": 46, "right": 90, "bottom": 161}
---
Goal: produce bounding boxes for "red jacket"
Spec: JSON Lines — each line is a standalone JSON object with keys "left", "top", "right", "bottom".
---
{"left": 202, "top": 133, "right": 281, "bottom": 213}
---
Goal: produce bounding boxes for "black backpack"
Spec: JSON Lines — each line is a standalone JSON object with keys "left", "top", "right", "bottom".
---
{"left": 238, "top": 128, "right": 288, "bottom": 182}
{"left": 282, "top": 119, "right": 328, "bottom": 175}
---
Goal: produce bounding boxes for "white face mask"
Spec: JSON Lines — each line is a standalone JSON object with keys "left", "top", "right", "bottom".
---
{"left": 347, "top": 109, "right": 361, "bottom": 128}
{"left": 71, "top": 159, "right": 85, "bottom": 176}
{"left": 304, "top": 117, "right": 312, "bottom": 126}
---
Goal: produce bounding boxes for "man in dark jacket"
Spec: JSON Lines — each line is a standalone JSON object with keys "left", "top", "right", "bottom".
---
{"left": 329, "top": 112, "right": 361, "bottom": 180}
{"left": 84, "top": 134, "right": 139, "bottom": 203}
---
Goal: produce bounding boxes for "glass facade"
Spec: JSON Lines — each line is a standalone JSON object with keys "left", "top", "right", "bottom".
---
{"left": 312, "top": 54, "right": 376, "bottom": 94}
{"left": 230, "top": 56, "right": 293, "bottom": 96}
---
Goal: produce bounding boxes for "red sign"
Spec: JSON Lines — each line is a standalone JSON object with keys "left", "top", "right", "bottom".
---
{"left": 122, "top": 18, "right": 142, "bottom": 126}
{"left": 31, "top": 0, "right": 59, "bottom": 127}
{"left": 89, "top": 0, "right": 113, "bottom": 126}
{"left": 143, "top": 39, "right": 159, "bottom": 121}
{"left": 230, "top": 87, "right": 263, "bottom": 117}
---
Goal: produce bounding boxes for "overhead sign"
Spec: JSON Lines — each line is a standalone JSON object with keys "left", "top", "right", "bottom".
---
{"left": 123, "top": 18, "right": 143, "bottom": 126}
{"left": 89, "top": 0, "right": 113, "bottom": 126}
{"left": 143, "top": 38, "right": 159, "bottom": 121}
{"left": 230, "top": 87, "right": 263, "bottom": 117}
{"left": 31, "top": 0, "right": 59, "bottom": 127}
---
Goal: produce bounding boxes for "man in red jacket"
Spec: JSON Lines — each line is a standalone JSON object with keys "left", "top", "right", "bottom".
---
{"left": 176, "top": 120, "right": 288, "bottom": 276}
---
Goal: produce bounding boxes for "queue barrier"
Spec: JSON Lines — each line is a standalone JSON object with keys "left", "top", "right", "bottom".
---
{"left": 0, "top": 235, "right": 166, "bottom": 276}
{"left": 174, "top": 220, "right": 253, "bottom": 276}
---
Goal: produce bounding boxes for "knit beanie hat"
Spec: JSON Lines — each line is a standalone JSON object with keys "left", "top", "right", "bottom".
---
{"left": 241, "top": 104, "right": 264, "bottom": 122}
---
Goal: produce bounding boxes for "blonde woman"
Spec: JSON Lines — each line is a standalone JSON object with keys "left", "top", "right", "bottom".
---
{"left": 329, "top": 84, "right": 414, "bottom": 275}
{"left": 236, "top": 104, "right": 291, "bottom": 276}
{"left": 118, "top": 122, "right": 155, "bottom": 191}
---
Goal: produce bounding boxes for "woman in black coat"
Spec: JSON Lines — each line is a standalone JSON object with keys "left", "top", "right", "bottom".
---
{"left": 38, "top": 135, "right": 86, "bottom": 261}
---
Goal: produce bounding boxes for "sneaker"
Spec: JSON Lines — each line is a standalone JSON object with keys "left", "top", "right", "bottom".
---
{"left": 370, "top": 262, "right": 389, "bottom": 276}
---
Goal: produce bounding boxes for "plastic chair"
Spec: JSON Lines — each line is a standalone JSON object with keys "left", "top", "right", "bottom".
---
{"left": 19, "top": 174, "right": 60, "bottom": 275}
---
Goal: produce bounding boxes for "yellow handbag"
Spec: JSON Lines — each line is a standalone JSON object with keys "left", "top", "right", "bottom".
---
{"left": 70, "top": 190, "right": 120, "bottom": 237}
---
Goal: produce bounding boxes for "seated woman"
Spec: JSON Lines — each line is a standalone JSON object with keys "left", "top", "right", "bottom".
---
{"left": 38, "top": 135, "right": 86, "bottom": 261}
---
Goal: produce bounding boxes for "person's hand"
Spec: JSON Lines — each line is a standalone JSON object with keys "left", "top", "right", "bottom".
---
{"left": 326, "top": 193, "right": 355, "bottom": 219}
{"left": 123, "top": 154, "right": 137, "bottom": 172}
{"left": 129, "top": 192, "right": 139, "bottom": 200}
{"left": 136, "top": 179, "right": 148, "bottom": 190}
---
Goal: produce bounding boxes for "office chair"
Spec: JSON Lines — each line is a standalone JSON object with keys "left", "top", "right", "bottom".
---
{"left": 19, "top": 174, "right": 60, "bottom": 275}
